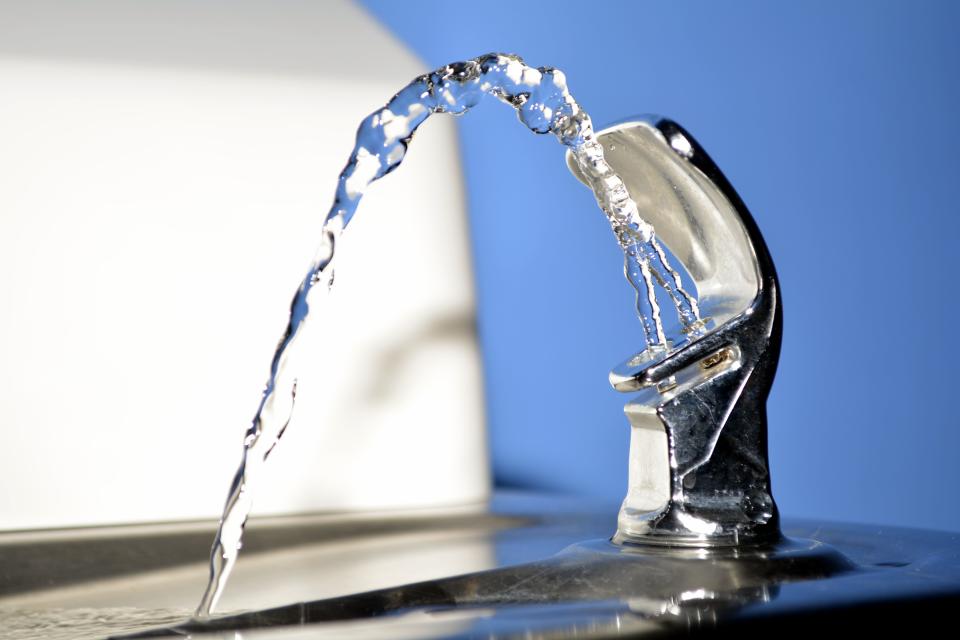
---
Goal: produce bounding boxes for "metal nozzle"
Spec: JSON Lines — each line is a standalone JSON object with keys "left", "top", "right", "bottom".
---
{"left": 567, "top": 117, "right": 782, "bottom": 547}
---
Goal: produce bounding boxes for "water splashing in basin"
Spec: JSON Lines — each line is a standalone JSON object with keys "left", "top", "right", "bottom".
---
{"left": 197, "top": 52, "right": 702, "bottom": 617}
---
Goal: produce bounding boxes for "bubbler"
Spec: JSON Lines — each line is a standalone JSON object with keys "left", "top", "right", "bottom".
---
{"left": 573, "top": 117, "right": 782, "bottom": 548}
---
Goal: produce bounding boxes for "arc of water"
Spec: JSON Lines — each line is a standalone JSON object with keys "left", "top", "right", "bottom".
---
{"left": 196, "top": 53, "right": 702, "bottom": 617}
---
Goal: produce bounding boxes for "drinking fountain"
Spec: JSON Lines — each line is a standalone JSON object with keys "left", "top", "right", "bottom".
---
{"left": 573, "top": 117, "right": 782, "bottom": 548}
{"left": 4, "top": 116, "right": 959, "bottom": 639}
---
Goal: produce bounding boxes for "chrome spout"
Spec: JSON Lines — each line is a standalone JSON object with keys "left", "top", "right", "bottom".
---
{"left": 567, "top": 117, "right": 782, "bottom": 547}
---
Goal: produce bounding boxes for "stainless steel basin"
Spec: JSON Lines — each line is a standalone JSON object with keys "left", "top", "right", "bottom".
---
{"left": 3, "top": 493, "right": 959, "bottom": 638}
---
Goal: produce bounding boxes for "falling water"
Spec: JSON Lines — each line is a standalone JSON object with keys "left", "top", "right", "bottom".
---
{"left": 196, "top": 52, "right": 701, "bottom": 617}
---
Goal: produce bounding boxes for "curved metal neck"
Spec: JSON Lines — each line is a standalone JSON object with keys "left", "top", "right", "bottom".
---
{"left": 568, "top": 117, "right": 782, "bottom": 547}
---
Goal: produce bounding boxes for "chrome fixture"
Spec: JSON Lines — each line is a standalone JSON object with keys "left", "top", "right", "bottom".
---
{"left": 569, "top": 117, "right": 781, "bottom": 547}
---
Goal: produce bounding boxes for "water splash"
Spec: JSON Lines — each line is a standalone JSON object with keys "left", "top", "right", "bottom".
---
{"left": 196, "top": 52, "right": 701, "bottom": 617}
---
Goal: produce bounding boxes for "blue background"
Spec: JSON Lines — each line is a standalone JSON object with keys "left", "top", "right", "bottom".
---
{"left": 360, "top": 0, "right": 960, "bottom": 532}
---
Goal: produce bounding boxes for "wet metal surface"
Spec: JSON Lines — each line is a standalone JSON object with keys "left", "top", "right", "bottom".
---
{"left": 3, "top": 494, "right": 959, "bottom": 638}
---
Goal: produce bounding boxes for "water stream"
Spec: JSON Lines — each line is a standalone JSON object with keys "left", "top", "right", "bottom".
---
{"left": 196, "top": 52, "right": 701, "bottom": 617}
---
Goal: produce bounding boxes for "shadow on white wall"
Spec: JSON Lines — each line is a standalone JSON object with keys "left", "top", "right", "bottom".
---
{"left": 0, "top": 0, "right": 489, "bottom": 529}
